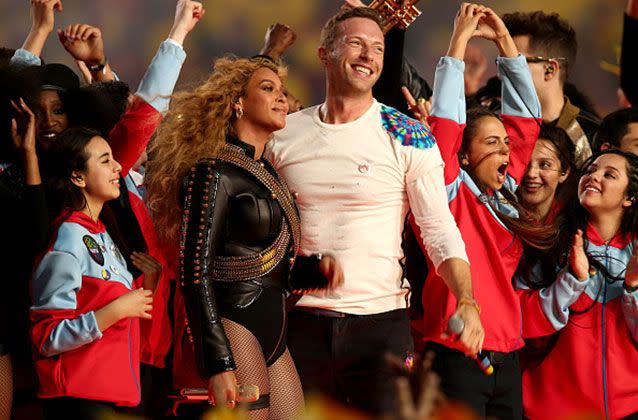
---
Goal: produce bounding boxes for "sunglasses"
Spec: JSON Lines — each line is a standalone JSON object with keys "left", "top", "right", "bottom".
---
{"left": 525, "top": 56, "right": 568, "bottom": 64}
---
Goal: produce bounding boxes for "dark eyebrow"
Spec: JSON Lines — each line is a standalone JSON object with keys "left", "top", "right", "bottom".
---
{"left": 604, "top": 165, "right": 620, "bottom": 173}
{"left": 98, "top": 152, "right": 110, "bottom": 160}
{"left": 260, "top": 79, "right": 278, "bottom": 85}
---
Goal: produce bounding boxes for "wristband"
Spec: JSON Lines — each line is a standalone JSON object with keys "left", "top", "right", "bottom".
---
{"left": 623, "top": 282, "right": 638, "bottom": 293}
{"left": 457, "top": 297, "right": 481, "bottom": 314}
{"left": 88, "top": 58, "right": 107, "bottom": 73}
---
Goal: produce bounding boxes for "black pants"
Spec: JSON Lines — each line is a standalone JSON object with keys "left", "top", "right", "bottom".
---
{"left": 42, "top": 397, "right": 115, "bottom": 420}
{"left": 287, "top": 308, "right": 413, "bottom": 416}
{"left": 427, "top": 342, "right": 522, "bottom": 420}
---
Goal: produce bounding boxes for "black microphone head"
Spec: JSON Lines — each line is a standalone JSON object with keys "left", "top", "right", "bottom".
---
{"left": 447, "top": 316, "right": 465, "bottom": 335}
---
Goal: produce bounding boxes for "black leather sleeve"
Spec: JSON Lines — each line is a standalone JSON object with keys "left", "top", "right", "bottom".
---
{"left": 373, "top": 28, "right": 433, "bottom": 115}
{"left": 180, "top": 162, "right": 236, "bottom": 378}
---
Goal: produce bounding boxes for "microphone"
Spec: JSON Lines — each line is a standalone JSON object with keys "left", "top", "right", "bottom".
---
{"left": 179, "top": 384, "right": 259, "bottom": 403}
{"left": 447, "top": 316, "right": 494, "bottom": 375}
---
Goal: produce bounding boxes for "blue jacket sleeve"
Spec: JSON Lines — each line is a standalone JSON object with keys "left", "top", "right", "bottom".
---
{"left": 135, "top": 39, "right": 186, "bottom": 113}
{"left": 498, "top": 54, "right": 541, "bottom": 119}
{"left": 31, "top": 251, "right": 103, "bottom": 357}
{"left": 430, "top": 56, "right": 466, "bottom": 124}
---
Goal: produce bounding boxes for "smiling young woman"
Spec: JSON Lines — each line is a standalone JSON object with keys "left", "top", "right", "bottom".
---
{"left": 516, "top": 150, "right": 638, "bottom": 419}
{"left": 415, "top": 3, "right": 555, "bottom": 417}
{"left": 518, "top": 124, "right": 576, "bottom": 222}
{"left": 29, "top": 127, "right": 155, "bottom": 419}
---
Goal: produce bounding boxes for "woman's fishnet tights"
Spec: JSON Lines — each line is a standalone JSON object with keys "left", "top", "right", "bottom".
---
{"left": 222, "top": 318, "right": 303, "bottom": 420}
{"left": 0, "top": 355, "right": 12, "bottom": 420}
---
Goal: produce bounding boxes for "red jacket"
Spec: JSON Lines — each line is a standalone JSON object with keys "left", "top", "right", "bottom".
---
{"left": 413, "top": 55, "right": 541, "bottom": 353}
{"left": 30, "top": 212, "right": 141, "bottom": 406}
{"left": 109, "top": 97, "right": 172, "bottom": 367}
{"left": 518, "top": 225, "right": 638, "bottom": 419}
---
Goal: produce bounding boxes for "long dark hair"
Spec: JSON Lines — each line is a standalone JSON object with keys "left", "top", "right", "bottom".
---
{"left": 44, "top": 126, "right": 146, "bottom": 277}
{"left": 44, "top": 127, "right": 99, "bottom": 214}
{"left": 520, "top": 149, "right": 638, "bottom": 290}
{"left": 537, "top": 124, "right": 577, "bottom": 206}
{"left": 460, "top": 109, "right": 557, "bottom": 251}
{"left": 517, "top": 124, "right": 577, "bottom": 284}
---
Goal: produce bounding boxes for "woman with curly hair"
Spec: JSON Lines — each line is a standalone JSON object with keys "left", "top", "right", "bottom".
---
{"left": 145, "top": 56, "right": 338, "bottom": 419}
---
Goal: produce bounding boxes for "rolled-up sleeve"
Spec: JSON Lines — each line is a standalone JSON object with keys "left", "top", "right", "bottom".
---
{"left": 406, "top": 144, "right": 468, "bottom": 270}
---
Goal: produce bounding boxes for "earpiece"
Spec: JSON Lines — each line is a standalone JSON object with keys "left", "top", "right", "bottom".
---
{"left": 73, "top": 175, "right": 83, "bottom": 181}
{"left": 544, "top": 66, "right": 554, "bottom": 76}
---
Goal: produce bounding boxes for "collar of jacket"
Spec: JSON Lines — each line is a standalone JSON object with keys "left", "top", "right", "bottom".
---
{"left": 226, "top": 135, "right": 257, "bottom": 160}
{"left": 54, "top": 210, "right": 106, "bottom": 234}
{"left": 585, "top": 221, "right": 632, "bottom": 248}
{"left": 556, "top": 96, "right": 581, "bottom": 129}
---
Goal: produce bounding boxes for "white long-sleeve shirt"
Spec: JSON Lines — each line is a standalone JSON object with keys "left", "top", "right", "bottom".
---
{"left": 266, "top": 99, "right": 468, "bottom": 314}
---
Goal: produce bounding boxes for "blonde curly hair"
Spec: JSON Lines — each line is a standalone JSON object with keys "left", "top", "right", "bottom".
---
{"left": 145, "top": 56, "right": 286, "bottom": 252}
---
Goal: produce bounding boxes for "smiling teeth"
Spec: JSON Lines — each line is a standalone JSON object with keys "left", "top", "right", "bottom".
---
{"left": 353, "top": 65, "right": 371, "bottom": 75}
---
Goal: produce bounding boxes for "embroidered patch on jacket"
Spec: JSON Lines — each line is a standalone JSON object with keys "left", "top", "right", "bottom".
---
{"left": 82, "top": 235, "right": 105, "bottom": 266}
{"left": 380, "top": 104, "right": 435, "bottom": 149}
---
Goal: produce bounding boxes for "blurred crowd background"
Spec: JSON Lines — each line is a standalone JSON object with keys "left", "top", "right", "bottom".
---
{"left": 0, "top": 0, "right": 627, "bottom": 132}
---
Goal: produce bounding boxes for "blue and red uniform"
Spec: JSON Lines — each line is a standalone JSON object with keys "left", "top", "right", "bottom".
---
{"left": 414, "top": 54, "right": 541, "bottom": 353}
{"left": 517, "top": 225, "right": 638, "bottom": 419}
{"left": 30, "top": 211, "right": 141, "bottom": 406}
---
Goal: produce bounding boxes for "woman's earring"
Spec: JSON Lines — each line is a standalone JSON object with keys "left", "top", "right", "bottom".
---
{"left": 235, "top": 106, "right": 244, "bottom": 119}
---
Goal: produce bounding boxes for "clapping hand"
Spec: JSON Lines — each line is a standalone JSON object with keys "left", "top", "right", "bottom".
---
{"left": 569, "top": 229, "right": 590, "bottom": 281}
{"left": 625, "top": 242, "right": 638, "bottom": 289}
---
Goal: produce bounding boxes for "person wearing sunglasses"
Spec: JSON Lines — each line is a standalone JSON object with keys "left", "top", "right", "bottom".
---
{"left": 503, "top": 11, "right": 600, "bottom": 166}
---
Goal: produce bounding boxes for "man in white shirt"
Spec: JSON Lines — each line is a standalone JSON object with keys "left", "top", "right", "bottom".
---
{"left": 267, "top": 7, "right": 483, "bottom": 415}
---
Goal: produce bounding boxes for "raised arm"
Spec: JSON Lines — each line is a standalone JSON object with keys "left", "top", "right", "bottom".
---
{"left": 57, "top": 24, "right": 116, "bottom": 82}
{"left": 428, "top": 4, "right": 484, "bottom": 183}
{"left": 14, "top": 0, "right": 62, "bottom": 66}
{"left": 258, "top": 23, "right": 297, "bottom": 60}
{"left": 108, "top": 0, "right": 202, "bottom": 175}
{"left": 475, "top": 6, "right": 541, "bottom": 184}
